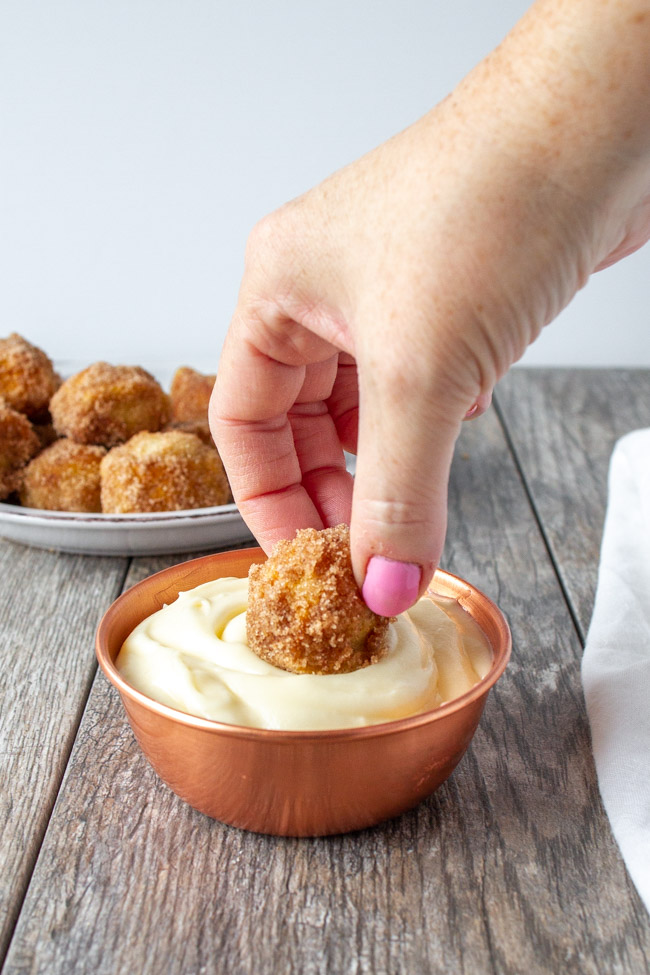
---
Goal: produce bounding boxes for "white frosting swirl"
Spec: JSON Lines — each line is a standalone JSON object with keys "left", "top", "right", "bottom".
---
{"left": 117, "top": 577, "right": 492, "bottom": 730}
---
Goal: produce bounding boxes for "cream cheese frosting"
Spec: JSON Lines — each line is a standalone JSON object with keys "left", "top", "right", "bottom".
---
{"left": 116, "top": 577, "right": 492, "bottom": 730}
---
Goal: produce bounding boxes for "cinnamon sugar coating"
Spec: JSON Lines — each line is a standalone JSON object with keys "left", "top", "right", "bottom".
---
{"left": 246, "top": 525, "right": 390, "bottom": 675}
{"left": 0, "top": 333, "right": 60, "bottom": 418}
{"left": 165, "top": 418, "right": 214, "bottom": 447}
{"left": 50, "top": 362, "right": 170, "bottom": 447}
{"left": 170, "top": 367, "right": 215, "bottom": 423}
{"left": 0, "top": 399, "right": 40, "bottom": 499}
{"left": 164, "top": 419, "right": 233, "bottom": 501}
{"left": 20, "top": 438, "right": 106, "bottom": 512}
{"left": 100, "top": 430, "right": 230, "bottom": 513}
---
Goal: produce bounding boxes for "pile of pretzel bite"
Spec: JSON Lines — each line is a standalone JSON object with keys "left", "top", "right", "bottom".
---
{"left": 0, "top": 333, "right": 230, "bottom": 513}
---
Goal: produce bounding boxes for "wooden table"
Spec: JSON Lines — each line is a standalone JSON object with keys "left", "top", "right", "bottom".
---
{"left": 2, "top": 369, "right": 650, "bottom": 975}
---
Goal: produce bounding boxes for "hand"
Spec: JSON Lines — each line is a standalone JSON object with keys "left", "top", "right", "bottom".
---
{"left": 211, "top": 0, "right": 650, "bottom": 615}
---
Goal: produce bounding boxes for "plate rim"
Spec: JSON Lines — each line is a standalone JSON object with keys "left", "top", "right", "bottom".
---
{"left": 0, "top": 500, "right": 239, "bottom": 525}
{"left": 0, "top": 358, "right": 250, "bottom": 549}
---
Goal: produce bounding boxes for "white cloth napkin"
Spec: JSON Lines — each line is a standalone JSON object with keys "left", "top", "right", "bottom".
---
{"left": 582, "top": 428, "right": 650, "bottom": 912}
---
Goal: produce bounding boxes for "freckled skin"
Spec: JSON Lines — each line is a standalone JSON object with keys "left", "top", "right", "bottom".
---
{"left": 212, "top": 0, "right": 650, "bottom": 611}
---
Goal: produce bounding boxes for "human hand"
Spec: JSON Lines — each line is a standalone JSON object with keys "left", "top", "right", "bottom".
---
{"left": 211, "top": 0, "right": 650, "bottom": 616}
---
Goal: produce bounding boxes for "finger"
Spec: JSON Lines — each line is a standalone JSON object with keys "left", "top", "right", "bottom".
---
{"left": 211, "top": 317, "right": 352, "bottom": 551}
{"left": 214, "top": 410, "right": 326, "bottom": 554}
{"left": 350, "top": 353, "right": 468, "bottom": 617}
{"left": 326, "top": 354, "right": 359, "bottom": 454}
{"left": 290, "top": 357, "right": 355, "bottom": 526}
{"left": 211, "top": 325, "right": 320, "bottom": 551}
{"left": 463, "top": 390, "right": 492, "bottom": 420}
{"left": 289, "top": 398, "right": 353, "bottom": 529}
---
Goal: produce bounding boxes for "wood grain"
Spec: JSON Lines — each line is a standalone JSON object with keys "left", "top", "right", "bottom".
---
{"left": 495, "top": 368, "right": 650, "bottom": 637}
{"left": 6, "top": 395, "right": 650, "bottom": 975}
{"left": 0, "top": 541, "right": 128, "bottom": 963}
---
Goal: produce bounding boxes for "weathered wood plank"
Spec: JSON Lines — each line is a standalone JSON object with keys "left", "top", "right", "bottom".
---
{"left": 0, "top": 541, "right": 128, "bottom": 964}
{"left": 5, "top": 399, "right": 650, "bottom": 975}
{"left": 495, "top": 368, "right": 650, "bottom": 638}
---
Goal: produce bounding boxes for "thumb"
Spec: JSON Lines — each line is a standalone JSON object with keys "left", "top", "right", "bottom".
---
{"left": 350, "top": 360, "right": 471, "bottom": 617}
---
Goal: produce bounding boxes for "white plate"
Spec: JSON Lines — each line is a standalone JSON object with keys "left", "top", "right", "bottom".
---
{"left": 0, "top": 359, "right": 253, "bottom": 556}
{"left": 0, "top": 502, "right": 253, "bottom": 556}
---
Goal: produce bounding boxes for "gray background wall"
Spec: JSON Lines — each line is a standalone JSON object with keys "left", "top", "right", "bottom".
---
{"left": 2, "top": 0, "right": 647, "bottom": 370}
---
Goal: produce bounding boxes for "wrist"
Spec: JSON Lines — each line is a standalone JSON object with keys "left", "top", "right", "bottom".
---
{"left": 512, "top": 2, "right": 648, "bottom": 185}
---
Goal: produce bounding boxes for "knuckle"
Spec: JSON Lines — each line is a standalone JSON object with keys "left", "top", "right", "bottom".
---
{"left": 245, "top": 214, "right": 278, "bottom": 263}
{"left": 357, "top": 496, "right": 434, "bottom": 530}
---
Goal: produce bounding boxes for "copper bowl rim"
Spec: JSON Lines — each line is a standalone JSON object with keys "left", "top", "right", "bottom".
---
{"left": 96, "top": 548, "right": 511, "bottom": 742}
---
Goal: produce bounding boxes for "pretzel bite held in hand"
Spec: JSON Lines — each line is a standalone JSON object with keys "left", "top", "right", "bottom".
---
{"left": 50, "top": 362, "right": 170, "bottom": 448}
{"left": 0, "top": 399, "right": 40, "bottom": 499}
{"left": 20, "top": 438, "right": 105, "bottom": 512}
{"left": 100, "top": 430, "right": 230, "bottom": 513}
{"left": 170, "top": 366, "right": 216, "bottom": 423}
{"left": 0, "top": 333, "right": 60, "bottom": 419}
{"left": 246, "top": 525, "right": 391, "bottom": 675}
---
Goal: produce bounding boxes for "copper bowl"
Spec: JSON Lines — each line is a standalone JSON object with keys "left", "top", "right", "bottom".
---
{"left": 96, "top": 548, "right": 510, "bottom": 836}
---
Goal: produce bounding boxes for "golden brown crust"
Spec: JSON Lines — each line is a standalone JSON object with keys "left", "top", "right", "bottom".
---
{"left": 246, "top": 524, "right": 390, "bottom": 675}
{"left": 164, "top": 420, "right": 233, "bottom": 502}
{"left": 50, "top": 362, "right": 170, "bottom": 447}
{"left": 0, "top": 399, "right": 41, "bottom": 500}
{"left": 170, "top": 366, "right": 215, "bottom": 423}
{"left": 100, "top": 430, "right": 230, "bottom": 513}
{"left": 165, "top": 418, "right": 214, "bottom": 447}
{"left": 20, "top": 438, "right": 106, "bottom": 512}
{"left": 0, "top": 333, "right": 59, "bottom": 418}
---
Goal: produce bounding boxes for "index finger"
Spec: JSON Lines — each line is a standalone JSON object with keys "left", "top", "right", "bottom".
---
{"left": 210, "top": 313, "right": 352, "bottom": 552}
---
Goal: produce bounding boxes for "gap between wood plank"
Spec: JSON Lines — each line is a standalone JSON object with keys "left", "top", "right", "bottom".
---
{"left": 492, "top": 391, "right": 586, "bottom": 648}
{"left": 0, "top": 402, "right": 589, "bottom": 975}
{"left": 0, "top": 556, "right": 133, "bottom": 975}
